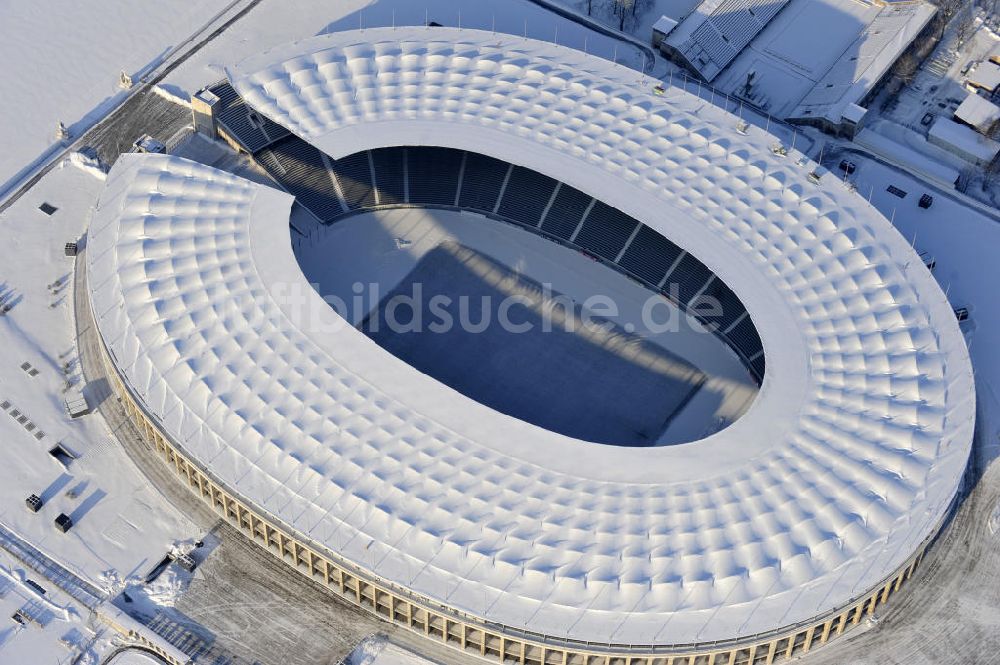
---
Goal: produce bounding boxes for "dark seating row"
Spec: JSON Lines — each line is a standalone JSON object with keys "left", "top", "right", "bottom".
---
{"left": 258, "top": 137, "right": 343, "bottom": 220}
{"left": 208, "top": 81, "right": 289, "bottom": 154}
{"left": 248, "top": 136, "right": 764, "bottom": 380}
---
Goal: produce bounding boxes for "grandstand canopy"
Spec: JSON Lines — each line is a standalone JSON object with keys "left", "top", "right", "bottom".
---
{"left": 90, "top": 29, "right": 974, "bottom": 645}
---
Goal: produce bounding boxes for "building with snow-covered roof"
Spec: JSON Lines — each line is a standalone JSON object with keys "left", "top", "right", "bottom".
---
{"left": 954, "top": 94, "right": 1000, "bottom": 135}
{"left": 967, "top": 60, "right": 1000, "bottom": 96}
{"left": 657, "top": 0, "right": 792, "bottom": 82}
{"left": 650, "top": 2, "right": 703, "bottom": 48}
{"left": 88, "top": 28, "right": 974, "bottom": 665}
{"left": 710, "top": 0, "right": 937, "bottom": 137}
{"left": 929, "top": 116, "right": 1000, "bottom": 166}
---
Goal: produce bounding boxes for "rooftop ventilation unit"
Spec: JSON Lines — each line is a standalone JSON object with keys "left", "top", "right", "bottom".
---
{"left": 54, "top": 514, "right": 73, "bottom": 533}
{"left": 25, "top": 495, "right": 42, "bottom": 513}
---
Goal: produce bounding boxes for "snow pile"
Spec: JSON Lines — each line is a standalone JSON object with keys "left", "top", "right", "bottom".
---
{"left": 152, "top": 84, "right": 191, "bottom": 108}
{"left": 348, "top": 634, "right": 389, "bottom": 665}
{"left": 66, "top": 150, "right": 107, "bottom": 180}
{"left": 138, "top": 566, "right": 188, "bottom": 608}
{"left": 346, "top": 637, "right": 438, "bottom": 665}
{"left": 99, "top": 569, "right": 128, "bottom": 596}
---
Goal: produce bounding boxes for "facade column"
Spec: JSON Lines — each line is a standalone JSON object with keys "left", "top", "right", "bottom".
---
{"left": 819, "top": 619, "right": 833, "bottom": 644}
{"left": 765, "top": 640, "right": 778, "bottom": 664}
{"left": 803, "top": 626, "right": 815, "bottom": 653}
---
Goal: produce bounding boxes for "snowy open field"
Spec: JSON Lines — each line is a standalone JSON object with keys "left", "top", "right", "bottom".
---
{"left": 161, "top": 0, "right": 647, "bottom": 96}
{"left": 0, "top": 0, "right": 236, "bottom": 195}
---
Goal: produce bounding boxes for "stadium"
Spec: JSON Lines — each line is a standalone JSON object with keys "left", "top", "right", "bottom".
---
{"left": 86, "top": 27, "right": 975, "bottom": 665}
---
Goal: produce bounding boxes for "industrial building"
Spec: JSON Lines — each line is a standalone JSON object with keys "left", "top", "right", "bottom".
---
{"left": 654, "top": 0, "right": 938, "bottom": 136}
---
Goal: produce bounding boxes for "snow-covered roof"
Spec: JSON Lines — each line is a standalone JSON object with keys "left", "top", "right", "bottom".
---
{"left": 90, "top": 29, "right": 975, "bottom": 646}
{"left": 652, "top": 0, "right": 703, "bottom": 37}
{"left": 652, "top": 15, "right": 679, "bottom": 38}
{"left": 954, "top": 94, "right": 1000, "bottom": 133}
{"left": 661, "top": 0, "right": 791, "bottom": 82}
{"left": 769, "top": 0, "right": 936, "bottom": 126}
{"left": 841, "top": 102, "right": 867, "bottom": 125}
{"left": 968, "top": 61, "right": 1000, "bottom": 92}
{"left": 929, "top": 116, "right": 1000, "bottom": 165}
{"left": 656, "top": 0, "right": 703, "bottom": 24}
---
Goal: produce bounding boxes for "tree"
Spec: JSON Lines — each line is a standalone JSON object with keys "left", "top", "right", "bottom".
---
{"left": 614, "top": 0, "right": 634, "bottom": 31}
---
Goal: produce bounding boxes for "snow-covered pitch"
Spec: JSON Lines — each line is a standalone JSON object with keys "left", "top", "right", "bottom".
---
{"left": 87, "top": 28, "right": 975, "bottom": 647}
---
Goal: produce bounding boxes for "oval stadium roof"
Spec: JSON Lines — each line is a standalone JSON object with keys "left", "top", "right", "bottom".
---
{"left": 88, "top": 28, "right": 975, "bottom": 646}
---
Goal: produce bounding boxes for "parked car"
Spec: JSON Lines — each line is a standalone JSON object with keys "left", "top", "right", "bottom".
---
{"left": 839, "top": 160, "right": 857, "bottom": 175}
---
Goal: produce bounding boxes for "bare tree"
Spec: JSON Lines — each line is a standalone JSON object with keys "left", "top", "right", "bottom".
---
{"left": 893, "top": 51, "right": 921, "bottom": 86}
{"left": 614, "top": 0, "right": 635, "bottom": 31}
{"left": 610, "top": 0, "right": 651, "bottom": 31}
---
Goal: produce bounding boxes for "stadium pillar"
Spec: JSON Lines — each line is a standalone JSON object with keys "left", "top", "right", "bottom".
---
{"left": 765, "top": 640, "right": 778, "bottom": 663}
{"left": 819, "top": 619, "right": 833, "bottom": 644}
{"left": 802, "top": 626, "right": 815, "bottom": 652}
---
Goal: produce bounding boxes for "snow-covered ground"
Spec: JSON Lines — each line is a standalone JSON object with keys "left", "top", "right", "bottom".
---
{"left": 1, "top": 0, "right": 650, "bottom": 207}
{"left": 347, "top": 636, "right": 439, "bottom": 665}
{"left": 553, "top": 0, "right": 690, "bottom": 42}
{"left": 0, "top": 160, "right": 200, "bottom": 664}
{"left": 863, "top": 13, "right": 1000, "bottom": 208}
{"left": 0, "top": 0, "right": 235, "bottom": 195}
